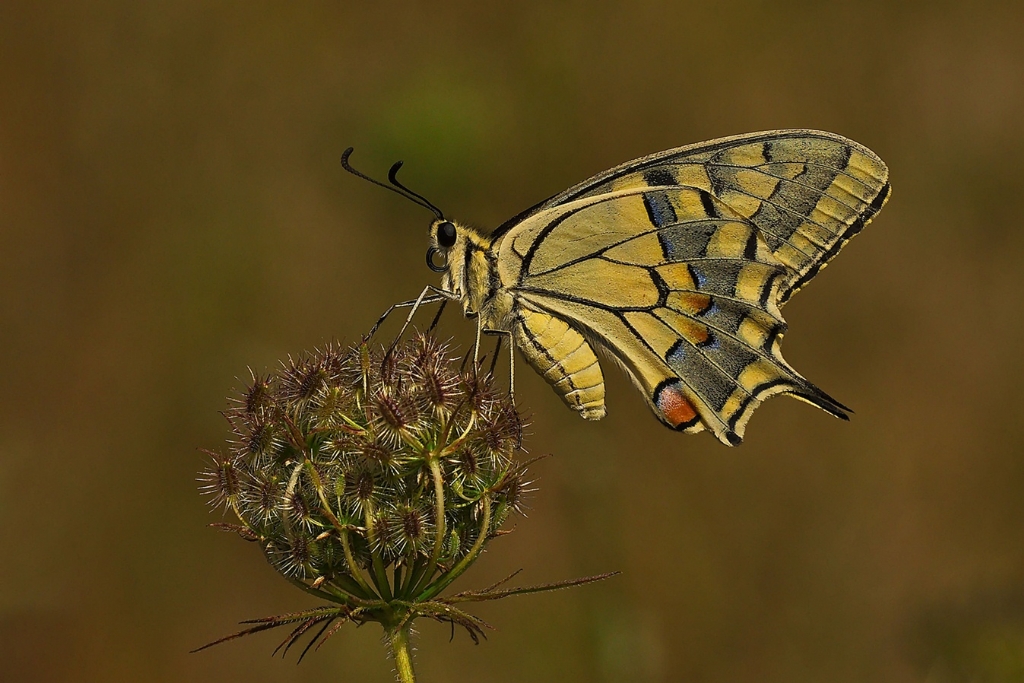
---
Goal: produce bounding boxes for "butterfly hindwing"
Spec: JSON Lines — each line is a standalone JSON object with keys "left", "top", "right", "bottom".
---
{"left": 501, "top": 181, "right": 850, "bottom": 445}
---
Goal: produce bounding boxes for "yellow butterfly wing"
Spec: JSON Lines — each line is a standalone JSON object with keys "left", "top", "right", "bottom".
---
{"left": 493, "top": 129, "right": 890, "bottom": 305}
{"left": 493, "top": 130, "right": 889, "bottom": 445}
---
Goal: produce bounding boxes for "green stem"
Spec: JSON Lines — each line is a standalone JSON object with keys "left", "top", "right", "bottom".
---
{"left": 281, "top": 461, "right": 305, "bottom": 539}
{"left": 387, "top": 618, "right": 416, "bottom": 683}
{"left": 340, "top": 529, "right": 378, "bottom": 598}
{"left": 401, "top": 555, "right": 426, "bottom": 599}
{"left": 414, "top": 457, "right": 447, "bottom": 594}
{"left": 364, "top": 501, "right": 394, "bottom": 601}
{"left": 393, "top": 563, "right": 404, "bottom": 594}
{"left": 417, "top": 495, "right": 491, "bottom": 601}
{"left": 330, "top": 567, "right": 376, "bottom": 602}
{"left": 302, "top": 460, "right": 377, "bottom": 600}
{"left": 437, "top": 410, "right": 477, "bottom": 459}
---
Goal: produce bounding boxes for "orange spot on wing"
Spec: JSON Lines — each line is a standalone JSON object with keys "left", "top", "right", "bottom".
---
{"left": 672, "top": 293, "right": 712, "bottom": 315}
{"left": 656, "top": 383, "right": 698, "bottom": 428}
{"left": 687, "top": 325, "right": 710, "bottom": 345}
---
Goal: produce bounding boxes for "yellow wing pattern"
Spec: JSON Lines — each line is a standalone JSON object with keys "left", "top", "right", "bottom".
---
{"left": 498, "top": 167, "right": 868, "bottom": 445}
{"left": 494, "top": 130, "right": 890, "bottom": 305}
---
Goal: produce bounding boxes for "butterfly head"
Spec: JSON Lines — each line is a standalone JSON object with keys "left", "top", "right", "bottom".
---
{"left": 340, "top": 148, "right": 488, "bottom": 309}
{"left": 427, "top": 218, "right": 481, "bottom": 297}
{"left": 341, "top": 146, "right": 456, "bottom": 264}
{"left": 428, "top": 217, "right": 494, "bottom": 316}
{"left": 426, "top": 219, "right": 458, "bottom": 272}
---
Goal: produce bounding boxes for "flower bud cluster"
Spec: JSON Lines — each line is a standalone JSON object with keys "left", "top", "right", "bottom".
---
{"left": 201, "top": 334, "right": 528, "bottom": 598}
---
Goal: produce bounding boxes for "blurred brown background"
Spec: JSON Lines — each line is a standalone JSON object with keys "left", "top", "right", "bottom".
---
{"left": 3, "top": 2, "right": 1024, "bottom": 682}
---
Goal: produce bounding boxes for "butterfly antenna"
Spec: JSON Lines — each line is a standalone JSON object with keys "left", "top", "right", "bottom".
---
{"left": 387, "top": 161, "right": 444, "bottom": 220}
{"left": 341, "top": 148, "right": 443, "bottom": 218}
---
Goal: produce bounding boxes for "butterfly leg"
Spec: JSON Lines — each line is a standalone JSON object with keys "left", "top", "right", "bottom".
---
{"left": 472, "top": 317, "right": 484, "bottom": 369}
{"left": 427, "top": 299, "right": 448, "bottom": 333}
{"left": 367, "top": 285, "right": 457, "bottom": 341}
{"left": 481, "top": 328, "right": 517, "bottom": 406}
{"left": 487, "top": 334, "right": 503, "bottom": 377}
{"left": 392, "top": 285, "right": 458, "bottom": 345}
{"left": 507, "top": 331, "right": 516, "bottom": 404}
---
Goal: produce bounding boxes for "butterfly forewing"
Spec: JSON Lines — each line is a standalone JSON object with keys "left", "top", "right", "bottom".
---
{"left": 499, "top": 130, "right": 890, "bottom": 305}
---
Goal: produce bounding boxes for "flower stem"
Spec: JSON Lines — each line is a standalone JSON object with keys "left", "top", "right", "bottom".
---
{"left": 339, "top": 529, "right": 378, "bottom": 598}
{"left": 415, "top": 457, "right": 447, "bottom": 592}
{"left": 417, "top": 495, "right": 491, "bottom": 601}
{"left": 303, "top": 460, "right": 377, "bottom": 600}
{"left": 364, "top": 501, "right": 394, "bottom": 601}
{"left": 387, "top": 619, "right": 416, "bottom": 683}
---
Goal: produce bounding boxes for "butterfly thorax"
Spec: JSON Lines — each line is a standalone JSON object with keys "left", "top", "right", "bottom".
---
{"left": 437, "top": 222, "right": 510, "bottom": 326}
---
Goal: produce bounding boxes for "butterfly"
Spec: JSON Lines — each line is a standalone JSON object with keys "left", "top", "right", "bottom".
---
{"left": 343, "top": 130, "right": 890, "bottom": 446}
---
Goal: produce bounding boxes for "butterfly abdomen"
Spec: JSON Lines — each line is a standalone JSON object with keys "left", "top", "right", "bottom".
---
{"left": 512, "top": 304, "right": 606, "bottom": 420}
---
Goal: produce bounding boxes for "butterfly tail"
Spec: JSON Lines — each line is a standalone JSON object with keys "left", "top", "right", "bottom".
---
{"left": 784, "top": 380, "right": 852, "bottom": 421}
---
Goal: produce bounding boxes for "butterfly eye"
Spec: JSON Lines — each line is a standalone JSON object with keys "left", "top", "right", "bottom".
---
{"left": 437, "top": 221, "right": 457, "bottom": 248}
